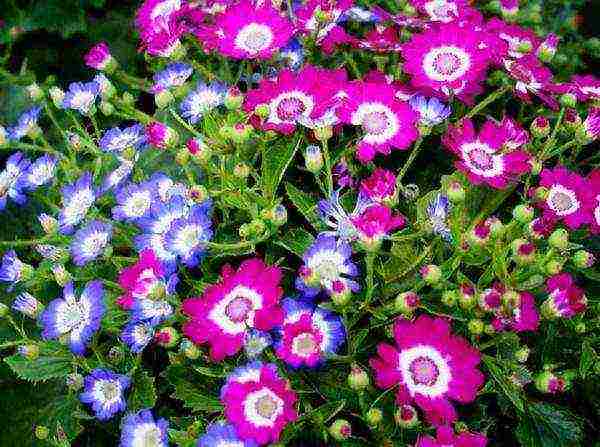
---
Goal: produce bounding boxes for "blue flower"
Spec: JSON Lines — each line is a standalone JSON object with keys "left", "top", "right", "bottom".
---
{"left": 40, "top": 281, "right": 105, "bottom": 355}
{"left": 244, "top": 329, "right": 273, "bottom": 358}
{"left": 121, "top": 321, "right": 155, "bottom": 353}
{"left": 58, "top": 171, "right": 96, "bottom": 234}
{"left": 62, "top": 81, "right": 100, "bottom": 114}
{"left": 164, "top": 206, "right": 213, "bottom": 267}
{"left": 180, "top": 81, "right": 228, "bottom": 124}
{"left": 21, "top": 154, "right": 57, "bottom": 190}
{"left": 296, "top": 233, "right": 360, "bottom": 299}
{"left": 152, "top": 62, "right": 193, "bottom": 92}
{"left": 0, "top": 250, "right": 30, "bottom": 290}
{"left": 99, "top": 123, "right": 147, "bottom": 153}
{"left": 12, "top": 292, "right": 44, "bottom": 318}
{"left": 119, "top": 409, "right": 169, "bottom": 447}
{"left": 7, "top": 107, "right": 42, "bottom": 141}
{"left": 131, "top": 298, "right": 173, "bottom": 326}
{"left": 100, "top": 161, "right": 134, "bottom": 195}
{"left": 0, "top": 152, "right": 31, "bottom": 210}
{"left": 318, "top": 189, "right": 371, "bottom": 242}
{"left": 427, "top": 193, "right": 452, "bottom": 242}
{"left": 198, "top": 421, "right": 258, "bottom": 447}
{"left": 112, "top": 181, "right": 157, "bottom": 222}
{"left": 80, "top": 368, "right": 130, "bottom": 420}
{"left": 279, "top": 38, "right": 305, "bottom": 70}
{"left": 409, "top": 95, "right": 451, "bottom": 127}
{"left": 70, "top": 220, "right": 113, "bottom": 266}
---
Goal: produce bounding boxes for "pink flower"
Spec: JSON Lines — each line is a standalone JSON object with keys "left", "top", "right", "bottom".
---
{"left": 536, "top": 33, "right": 559, "bottom": 61}
{"left": 221, "top": 362, "right": 297, "bottom": 445}
{"left": 84, "top": 42, "right": 114, "bottom": 71}
{"left": 356, "top": 27, "right": 402, "bottom": 53}
{"left": 486, "top": 18, "right": 541, "bottom": 60}
{"left": 542, "top": 273, "right": 587, "bottom": 319}
{"left": 499, "top": 0, "right": 519, "bottom": 16}
{"left": 370, "top": 315, "right": 484, "bottom": 426}
{"left": 503, "top": 55, "right": 558, "bottom": 110}
{"left": 401, "top": 22, "right": 491, "bottom": 104}
{"left": 244, "top": 66, "right": 347, "bottom": 135}
{"left": 296, "top": 0, "right": 355, "bottom": 54}
{"left": 182, "top": 258, "right": 284, "bottom": 361}
{"left": 416, "top": 425, "right": 488, "bottom": 447}
{"left": 117, "top": 249, "right": 173, "bottom": 309}
{"left": 360, "top": 168, "right": 397, "bottom": 205}
{"left": 199, "top": 2, "right": 293, "bottom": 59}
{"left": 337, "top": 80, "right": 419, "bottom": 163}
{"left": 442, "top": 119, "right": 531, "bottom": 189}
{"left": 146, "top": 122, "right": 178, "bottom": 148}
{"left": 352, "top": 204, "right": 406, "bottom": 247}
{"left": 586, "top": 170, "right": 600, "bottom": 233}
{"left": 409, "top": 0, "right": 474, "bottom": 24}
{"left": 536, "top": 166, "right": 593, "bottom": 229}
{"left": 489, "top": 289, "right": 540, "bottom": 333}
{"left": 582, "top": 107, "right": 600, "bottom": 141}
{"left": 569, "top": 74, "right": 600, "bottom": 102}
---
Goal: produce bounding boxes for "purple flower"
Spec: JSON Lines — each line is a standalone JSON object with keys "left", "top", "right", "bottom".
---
{"left": 62, "top": 81, "right": 100, "bottom": 114}
{"left": 99, "top": 124, "right": 147, "bottom": 154}
{"left": 0, "top": 152, "right": 31, "bottom": 210}
{"left": 39, "top": 281, "right": 105, "bottom": 355}
{"left": 119, "top": 409, "right": 168, "bottom": 447}
{"left": 84, "top": 42, "right": 115, "bottom": 71}
{"left": 21, "top": 154, "right": 57, "bottom": 190}
{"left": 100, "top": 161, "right": 133, "bottom": 195}
{"left": 180, "top": 81, "right": 228, "bottom": 124}
{"left": 0, "top": 250, "right": 31, "bottom": 290}
{"left": 198, "top": 422, "right": 258, "bottom": 447}
{"left": 131, "top": 298, "right": 173, "bottom": 326}
{"left": 112, "top": 181, "right": 156, "bottom": 222}
{"left": 12, "top": 292, "right": 44, "bottom": 318}
{"left": 164, "top": 206, "right": 213, "bottom": 268}
{"left": 79, "top": 368, "right": 130, "bottom": 420}
{"left": 427, "top": 193, "right": 452, "bottom": 242}
{"left": 152, "top": 62, "right": 193, "bottom": 93}
{"left": 8, "top": 107, "right": 42, "bottom": 141}
{"left": 70, "top": 220, "right": 113, "bottom": 266}
{"left": 58, "top": 172, "right": 96, "bottom": 234}
{"left": 409, "top": 95, "right": 451, "bottom": 127}
{"left": 120, "top": 321, "right": 155, "bottom": 354}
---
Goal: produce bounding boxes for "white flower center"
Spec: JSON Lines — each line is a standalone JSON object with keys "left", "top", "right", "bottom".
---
{"left": 235, "top": 23, "right": 274, "bottom": 55}
{"left": 398, "top": 345, "right": 451, "bottom": 397}
{"left": 243, "top": 387, "right": 284, "bottom": 427}
{"left": 547, "top": 185, "right": 580, "bottom": 216}
{"left": 81, "top": 230, "right": 109, "bottom": 256}
{"left": 93, "top": 379, "right": 121, "bottom": 405}
{"left": 292, "top": 332, "right": 319, "bottom": 358}
{"left": 461, "top": 142, "right": 504, "bottom": 177}
{"left": 208, "top": 285, "right": 263, "bottom": 335}
{"left": 132, "top": 423, "right": 163, "bottom": 447}
{"left": 351, "top": 102, "right": 399, "bottom": 144}
{"left": 424, "top": 0, "right": 458, "bottom": 22}
{"left": 423, "top": 46, "right": 471, "bottom": 82}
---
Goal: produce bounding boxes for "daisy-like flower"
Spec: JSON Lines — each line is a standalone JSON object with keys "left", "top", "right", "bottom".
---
{"left": 164, "top": 206, "right": 213, "bottom": 267}
{"left": 0, "top": 152, "right": 31, "bottom": 210}
{"left": 486, "top": 18, "right": 540, "bottom": 60}
{"left": 409, "top": 95, "right": 451, "bottom": 128}
{"left": 21, "top": 154, "right": 57, "bottom": 190}
{"left": 586, "top": 170, "right": 600, "bottom": 234}
{"left": 581, "top": 107, "right": 600, "bottom": 142}
{"left": 112, "top": 181, "right": 156, "bottom": 223}
{"left": 131, "top": 297, "right": 173, "bottom": 326}
{"left": 201, "top": 2, "right": 294, "bottom": 60}
{"left": 296, "top": 0, "right": 355, "bottom": 54}
{"left": 99, "top": 124, "right": 147, "bottom": 154}
{"left": 135, "top": 0, "right": 189, "bottom": 55}
{"left": 12, "top": 292, "right": 44, "bottom": 318}
{"left": 70, "top": 220, "right": 113, "bottom": 267}
{"left": 274, "top": 298, "right": 345, "bottom": 368}
{"left": 121, "top": 321, "right": 156, "bottom": 353}
{"left": 409, "top": 0, "right": 472, "bottom": 23}
{"left": 58, "top": 171, "right": 96, "bottom": 234}
{"left": 62, "top": 81, "right": 100, "bottom": 115}
{"left": 360, "top": 168, "right": 398, "bottom": 206}
{"left": 182, "top": 258, "right": 284, "bottom": 361}
{"left": 180, "top": 80, "right": 228, "bottom": 124}
{"left": 221, "top": 362, "right": 298, "bottom": 445}
{"left": 117, "top": 249, "right": 178, "bottom": 310}
{"left": 244, "top": 329, "right": 273, "bottom": 359}
{"left": 503, "top": 56, "right": 558, "bottom": 110}
{"left": 80, "top": 368, "right": 130, "bottom": 420}
{"left": 84, "top": 42, "right": 117, "bottom": 72}
{"left": 39, "top": 281, "right": 105, "bottom": 355}
{"left": 442, "top": 119, "right": 531, "bottom": 189}
{"left": 198, "top": 421, "right": 258, "bottom": 447}
{"left": 100, "top": 161, "right": 134, "bottom": 195}
{"left": 296, "top": 233, "right": 360, "bottom": 301}
{"left": 535, "top": 166, "right": 592, "bottom": 229}
{"left": 0, "top": 250, "right": 31, "bottom": 290}
{"left": 244, "top": 66, "right": 346, "bottom": 135}
{"left": 370, "top": 315, "right": 484, "bottom": 426}
{"left": 7, "top": 107, "right": 42, "bottom": 141}
{"left": 541, "top": 273, "right": 587, "bottom": 319}
{"left": 416, "top": 425, "right": 488, "bottom": 447}
{"left": 318, "top": 189, "right": 372, "bottom": 242}
{"left": 479, "top": 283, "right": 539, "bottom": 332}
{"left": 119, "top": 409, "right": 168, "bottom": 447}
{"left": 352, "top": 204, "right": 406, "bottom": 249}
{"left": 402, "top": 23, "right": 490, "bottom": 104}
{"left": 427, "top": 194, "right": 452, "bottom": 242}
{"left": 152, "top": 62, "right": 193, "bottom": 93}
{"left": 356, "top": 26, "right": 402, "bottom": 53}
{"left": 337, "top": 80, "right": 419, "bottom": 163}
{"left": 569, "top": 74, "right": 600, "bottom": 102}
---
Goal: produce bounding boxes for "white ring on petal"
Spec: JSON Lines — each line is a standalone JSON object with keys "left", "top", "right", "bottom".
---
{"left": 398, "top": 345, "right": 452, "bottom": 397}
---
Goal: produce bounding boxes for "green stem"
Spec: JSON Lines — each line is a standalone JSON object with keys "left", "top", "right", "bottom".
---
{"left": 539, "top": 107, "right": 565, "bottom": 161}
{"left": 364, "top": 252, "right": 376, "bottom": 307}
{"left": 114, "top": 70, "right": 152, "bottom": 92}
{"left": 463, "top": 85, "right": 510, "bottom": 120}
{"left": 0, "top": 237, "right": 51, "bottom": 248}
{"left": 170, "top": 108, "right": 201, "bottom": 137}
{"left": 321, "top": 139, "right": 333, "bottom": 196}
{"left": 397, "top": 137, "right": 424, "bottom": 183}
{"left": 4, "top": 142, "right": 63, "bottom": 159}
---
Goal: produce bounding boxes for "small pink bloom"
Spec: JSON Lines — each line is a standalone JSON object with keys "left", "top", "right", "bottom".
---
{"left": 84, "top": 42, "right": 114, "bottom": 71}
{"left": 352, "top": 204, "right": 406, "bottom": 246}
{"left": 360, "top": 168, "right": 397, "bottom": 204}
{"left": 416, "top": 425, "right": 488, "bottom": 447}
{"left": 117, "top": 249, "right": 170, "bottom": 309}
{"left": 542, "top": 273, "right": 587, "bottom": 319}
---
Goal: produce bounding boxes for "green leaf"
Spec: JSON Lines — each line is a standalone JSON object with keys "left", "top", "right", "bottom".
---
{"left": 274, "top": 227, "right": 315, "bottom": 257}
{"left": 262, "top": 137, "right": 300, "bottom": 201}
{"left": 128, "top": 370, "right": 157, "bottom": 411}
{"left": 27, "top": 0, "right": 86, "bottom": 38}
{"left": 171, "top": 380, "right": 223, "bottom": 413}
{"left": 285, "top": 182, "right": 323, "bottom": 230}
{"left": 169, "top": 429, "right": 198, "bottom": 447}
{"left": 579, "top": 341, "right": 598, "bottom": 379}
{"left": 39, "top": 394, "right": 84, "bottom": 443}
{"left": 4, "top": 348, "right": 72, "bottom": 383}
{"left": 482, "top": 355, "right": 525, "bottom": 413}
{"left": 516, "top": 402, "right": 584, "bottom": 447}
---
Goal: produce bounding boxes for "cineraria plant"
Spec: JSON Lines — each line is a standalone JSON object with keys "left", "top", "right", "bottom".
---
{"left": 0, "top": 0, "right": 599, "bottom": 446}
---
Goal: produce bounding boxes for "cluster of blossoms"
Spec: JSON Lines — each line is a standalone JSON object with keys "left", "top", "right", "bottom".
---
{"left": 1, "top": 0, "right": 599, "bottom": 445}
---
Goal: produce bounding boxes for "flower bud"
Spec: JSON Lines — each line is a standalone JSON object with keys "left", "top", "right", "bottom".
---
{"left": 458, "top": 283, "right": 477, "bottom": 310}
{"left": 420, "top": 264, "right": 441, "bottom": 285}
{"left": 468, "top": 318, "right": 485, "bottom": 335}
{"left": 329, "top": 419, "right": 352, "bottom": 441}
{"left": 515, "top": 347, "right": 530, "bottom": 363}
{"left": 12, "top": 292, "right": 44, "bottom": 319}
{"left": 314, "top": 126, "right": 333, "bottom": 142}
{"left": 544, "top": 259, "right": 564, "bottom": 275}
{"left": 107, "top": 345, "right": 124, "bottom": 363}
{"left": 186, "top": 137, "right": 211, "bottom": 164}
{"left": 38, "top": 213, "right": 58, "bottom": 234}
{"left": 146, "top": 122, "right": 179, "bottom": 149}
{"left": 573, "top": 250, "right": 595, "bottom": 269}
{"left": 254, "top": 103, "right": 270, "bottom": 119}
{"left": 365, "top": 408, "right": 383, "bottom": 427}
{"left": 441, "top": 289, "right": 457, "bottom": 306}
{"left": 446, "top": 181, "right": 465, "bottom": 203}
{"left": 348, "top": 364, "right": 370, "bottom": 390}
{"left": 122, "top": 92, "right": 135, "bottom": 106}
{"left": 224, "top": 87, "right": 244, "bottom": 110}
{"left": 559, "top": 93, "right": 577, "bottom": 108}
{"left": 512, "top": 204, "right": 535, "bottom": 223}
{"left": 52, "top": 264, "right": 71, "bottom": 286}
{"left": 180, "top": 339, "right": 201, "bottom": 359}
{"left": 0, "top": 125, "right": 7, "bottom": 147}
{"left": 517, "top": 40, "right": 533, "bottom": 54}
{"left": 155, "top": 89, "right": 175, "bottom": 109}
{"left": 18, "top": 344, "right": 39, "bottom": 360}
{"left": 331, "top": 280, "right": 351, "bottom": 306}
{"left": 84, "top": 42, "right": 118, "bottom": 73}
{"left": 66, "top": 372, "right": 84, "bottom": 391}
{"left": 575, "top": 322, "right": 586, "bottom": 334}
{"left": 35, "top": 425, "right": 50, "bottom": 440}
{"left": 233, "top": 163, "right": 251, "bottom": 179}
{"left": 563, "top": 108, "right": 582, "bottom": 131}
{"left": 175, "top": 147, "right": 190, "bottom": 166}
{"left": 548, "top": 228, "right": 569, "bottom": 250}
{"left": 394, "top": 404, "right": 419, "bottom": 428}
{"left": 188, "top": 185, "right": 209, "bottom": 204}
{"left": 0, "top": 303, "right": 9, "bottom": 317}
{"left": 529, "top": 159, "right": 542, "bottom": 175}
{"left": 155, "top": 327, "right": 180, "bottom": 348}
{"left": 531, "top": 116, "right": 550, "bottom": 138}
{"left": 534, "top": 371, "right": 567, "bottom": 394}
{"left": 305, "top": 145, "right": 323, "bottom": 174}
{"left": 99, "top": 101, "right": 115, "bottom": 116}
{"left": 26, "top": 83, "right": 44, "bottom": 102}
{"left": 511, "top": 239, "right": 536, "bottom": 264}
{"left": 394, "top": 291, "right": 420, "bottom": 315}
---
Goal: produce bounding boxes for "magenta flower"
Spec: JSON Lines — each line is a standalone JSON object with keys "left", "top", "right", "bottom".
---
{"left": 486, "top": 18, "right": 541, "bottom": 60}
{"left": 84, "top": 42, "right": 115, "bottom": 71}
{"left": 416, "top": 425, "right": 488, "bottom": 447}
{"left": 221, "top": 362, "right": 297, "bottom": 445}
{"left": 536, "top": 166, "right": 593, "bottom": 229}
{"left": 296, "top": 0, "right": 355, "bottom": 54}
{"left": 337, "top": 79, "right": 419, "bottom": 163}
{"left": 360, "top": 168, "right": 398, "bottom": 205}
{"left": 586, "top": 170, "right": 600, "bottom": 234}
{"left": 582, "top": 107, "right": 600, "bottom": 141}
{"left": 480, "top": 283, "right": 540, "bottom": 333}
{"left": 503, "top": 55, "right": 558, "bottom": 110}
{"left": 401, "top": 22, "right": 491, "bottom": 104}
{"left": 352, "top": 204, "right": 406, "bottom": 248}
{"left": 569, "top": 74, "right": 600, "bottom": 102}
{"left": 370, "top": 315, "right": 484, "bottom": 426}
{"left": 442, "top": 119, "right": 531, "bottom": 189}
{"left": 182, "top": 258, "right": 284, "bottom": 361}
{"left": 146, "top": 122, "right": 178, "bottom": 148}
{"left": 542, "top": 273, "right": 587, "bottom": 319}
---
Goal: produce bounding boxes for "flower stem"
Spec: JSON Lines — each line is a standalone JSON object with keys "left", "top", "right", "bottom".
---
{"left": 463, "top": 85, "right": 510, "bottom": 120}
{"left": 397, "top": 136, "right": 423, "bottom": 183}
{"left": 321, "top": 139, "right": 333, "bottom": 196}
